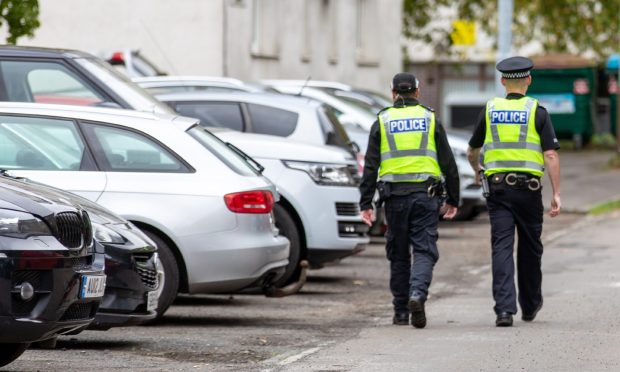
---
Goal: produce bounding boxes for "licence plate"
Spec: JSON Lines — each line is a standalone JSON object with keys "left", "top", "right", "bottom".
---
{"left": 146, "top": 290, "right": 159, "bottom": 312}
{"left": 80, "top": 275, "right": 106, "bottom": 299}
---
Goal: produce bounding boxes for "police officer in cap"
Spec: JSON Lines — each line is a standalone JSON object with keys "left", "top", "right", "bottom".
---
{"left": 467, "top": 56, "right": 561, "bottom": 327}
{"left": 359, "top": 72, "right": 459, "bottom": 328}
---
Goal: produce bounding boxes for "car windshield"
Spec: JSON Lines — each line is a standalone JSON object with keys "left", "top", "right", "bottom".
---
{"left": 187, "top": 125, "right": 260, "bottom": 176}
{"left": 75, "top": 57, "right": 175, "bottom": 114}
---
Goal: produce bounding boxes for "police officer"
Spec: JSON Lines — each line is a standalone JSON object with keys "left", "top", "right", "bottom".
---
{"left": 360, "top": 72, "right": 459, "bottom": 328}
{"left": 466, "top": 56, "right": 561, "bottom": 327}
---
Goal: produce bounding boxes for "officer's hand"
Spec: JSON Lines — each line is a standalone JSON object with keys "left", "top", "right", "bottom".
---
{"left": 442, "top": 204, "right": 458, "bottom": 220}
{"left": 360, "top": 209, "right": 375, "bottom": 226}
{"left": 550, "top": 193, "right": 561, "bottom": 217}
{"left": 474, "top": 171, "right": 481, "bottom": 185}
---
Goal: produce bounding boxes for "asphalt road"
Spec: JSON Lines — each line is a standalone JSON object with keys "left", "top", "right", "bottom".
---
{"left": 5, "top": 212, "right": 582, "bottom": 371}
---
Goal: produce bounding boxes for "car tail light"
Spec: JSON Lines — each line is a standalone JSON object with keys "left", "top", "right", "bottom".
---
{"left": 224, "top": 190, "right": 274, "bottom": 214}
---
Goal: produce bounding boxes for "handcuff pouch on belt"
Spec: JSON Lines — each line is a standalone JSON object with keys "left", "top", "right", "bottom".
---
{"left": 490, "top": 172, "right": 541, "bottom": 193}
{"left": 426, "top": 178, "right": 443, "bottom": 198}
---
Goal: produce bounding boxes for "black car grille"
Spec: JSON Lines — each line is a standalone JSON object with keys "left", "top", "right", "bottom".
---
{"left": 55, "top": 212, "right": 84, "bottom": 249}
{"left": 60, "top": 302, "right": 97, "bottom": 321}
{"left": 135, "top": 256, "right": 159, "bottom": 290}
{"left": 335, "top": 202, "right": 360, "bottom": 216}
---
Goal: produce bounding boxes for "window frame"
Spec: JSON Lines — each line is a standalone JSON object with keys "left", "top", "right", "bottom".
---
{"left": 79, "top": 120, "right": 195, "bottom": 173}
{"left": 0, "top": 113, "right": 98, "bottom": 171}
{"left": 0, "top": 57, "right": 117, "bottom": 106}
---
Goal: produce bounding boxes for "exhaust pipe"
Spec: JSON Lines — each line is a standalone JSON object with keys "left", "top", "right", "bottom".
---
{"left": 264, "top": 260, "right": 309, "bottom": 297}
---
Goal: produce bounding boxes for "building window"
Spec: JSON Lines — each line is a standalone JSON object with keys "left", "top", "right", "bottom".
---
{"left": 356, "top": 0, "right": 379, "bottom": 66}
{"left": 251, "top": 0, "right": 280, "bottom": 59}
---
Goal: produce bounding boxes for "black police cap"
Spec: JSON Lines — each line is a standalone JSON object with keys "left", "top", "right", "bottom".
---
{"left": 496, "top": 56, "right": 534, "bottom": 79}
{"left": 391, "top": 72, "right": 419, "bottom": 93}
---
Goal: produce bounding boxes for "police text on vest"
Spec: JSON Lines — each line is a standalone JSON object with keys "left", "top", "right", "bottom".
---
{"left": 490, "top": 110, "right": 528, "bottom": 125}
{"left": 388, "top": 118, "right": 428, "bottom": 133}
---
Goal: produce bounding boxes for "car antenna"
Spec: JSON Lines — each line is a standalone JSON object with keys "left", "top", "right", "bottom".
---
{"left": 297, "top": 76, "right": 311, "bottom": 96}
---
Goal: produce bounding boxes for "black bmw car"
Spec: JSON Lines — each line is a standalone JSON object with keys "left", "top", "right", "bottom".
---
{"left": 0, "top": 175, "right": 161, "bottom": 335}
{"left": 0, "top": 174, "right": 106, "bottom": 367}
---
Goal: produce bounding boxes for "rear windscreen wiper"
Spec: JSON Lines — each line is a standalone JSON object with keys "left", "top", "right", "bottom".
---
{"left": 225, "top": 142, "right": 265, "bottom": 174}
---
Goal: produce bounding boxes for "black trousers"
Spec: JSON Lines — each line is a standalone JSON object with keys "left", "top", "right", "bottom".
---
{"left": 384, "top": 192, "right": 440, "bottom": 313}
{"left": 487, "top": 187, "right": 544, "bottom": 315}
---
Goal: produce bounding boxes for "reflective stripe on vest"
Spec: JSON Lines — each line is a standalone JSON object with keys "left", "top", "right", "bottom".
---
{"left": 482, "top": 97, "right": 544, "bottom": 177}
{"left": 378, "top": 105, "right": 441, "bottom": 182}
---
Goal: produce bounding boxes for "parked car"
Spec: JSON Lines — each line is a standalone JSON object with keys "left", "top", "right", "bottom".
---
{"left": 3, "top": 174, "right": 162, "bottom": 348}
{"left": 102, "top": 49, "right": 167, "bottom": 78}
{"left": 133, "top": 76, "right": 277, "bottom": 95}
{"left": 213, "top": 128, "right": 369, "bottom": 284}
{"left": 261, "top": 79, "right": 392, "bottom": 113}
{"left": 0, "top": 103, "right": 290, "bottom": 320}
{"left": 155, "top": 91, "right": 358, "bottom": 153}
{"left": 263, "top": 83, "right": 377, "bottom": 131}
{"left": 0, "top": 173, "right": 105, "bottom": 367}
{"left": 0, "top": 46, "right": 173, "bottom": 114}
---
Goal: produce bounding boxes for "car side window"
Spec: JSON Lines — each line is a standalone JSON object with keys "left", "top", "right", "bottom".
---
{"left": 0, "top": 115, "right": 88, "bottom": 170}
{"left": 173, "top": 102, "right": 244, "bottom": 131}
{"left": 247, "top": 103, "right": 298, "bottom": 137}
{"left": 84, "top": 124, "right": 190, "bottom": 173}
{"left": 0, "top": 60, "right": 106, "bottom": 106}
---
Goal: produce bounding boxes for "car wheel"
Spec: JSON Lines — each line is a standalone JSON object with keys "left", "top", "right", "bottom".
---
{"left": 143, "top": 231, "right": 179, "bottom": 322}
{"left": 0, "top": 343, "right": 28, "bottom": 367}
{"left": 33, "top": 336, "right": 57, "bottom": 349}
{"left": 272, "top": 204, "right": 302, "bottom": 287}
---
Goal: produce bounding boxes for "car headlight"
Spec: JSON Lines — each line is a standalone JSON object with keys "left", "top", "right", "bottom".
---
{"left": 283, "top": 161, "right": 356, "bottom": 186}
{"left": 125, "top": 222, "right": 157, "bottom": 247}
{"left": 0, "top": 209, "right": 51, "bottom": 238}
{"left": 93, "top": 223, "right": 126, "bottom": 244}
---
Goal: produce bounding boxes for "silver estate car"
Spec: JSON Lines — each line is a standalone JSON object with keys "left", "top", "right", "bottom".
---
{"left": 0, "top": 103, "right": 290, "bottom": 319}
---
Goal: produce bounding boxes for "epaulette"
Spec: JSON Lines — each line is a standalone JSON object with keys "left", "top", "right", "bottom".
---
{"left": 421, "top": 104, "right": 435, "bottom": 112}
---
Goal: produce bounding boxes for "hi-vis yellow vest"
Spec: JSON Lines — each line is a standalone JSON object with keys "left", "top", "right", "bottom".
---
{"left": 378, "top": 105, "right": 441, "bottom": 182}
{"left": 483, "top": 97, "right": 544, "bottom": 177}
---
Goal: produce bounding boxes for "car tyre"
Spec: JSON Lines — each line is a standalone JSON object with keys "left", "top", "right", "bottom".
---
{"left": 272, "top": 204, "right": 302, "bottom": 287}
{"left": 0, "top": 343, "right": 28, "bottom": 367}
{"left": 143, "top": 231, "right": 179, "bottom": 322}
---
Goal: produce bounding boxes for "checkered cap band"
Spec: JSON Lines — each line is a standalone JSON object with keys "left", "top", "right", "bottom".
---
{"left": 502, "top": 71, "right": 530, "bottom": 79}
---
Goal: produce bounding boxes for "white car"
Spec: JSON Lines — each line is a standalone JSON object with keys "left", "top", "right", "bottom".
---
{"left": 263, "top": 83, "right": 377, "bottom": 131}
{"left": 0, "top": 103, "right": 290, "bottom": 319}
{"left": 214, "top": 129, "right": 369, "bottom": 283}
{"left": 154, "top": 91, "right": 363, "bottom": 163}
{"left": 133, "top": 76, "right": 274, "bottom": 95}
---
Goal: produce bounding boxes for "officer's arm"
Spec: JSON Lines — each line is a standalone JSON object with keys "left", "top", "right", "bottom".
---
{"left": 359, "top": 121, "right": 381, "bottom": 211}
{"left": 435, "top": 122, "right": 460, "bottom": 207}
{"left": 544, "top": 149, "right": 561, "bottom": 217}
{"left": 467, "top": 147, "right": 481, "bottom": 172}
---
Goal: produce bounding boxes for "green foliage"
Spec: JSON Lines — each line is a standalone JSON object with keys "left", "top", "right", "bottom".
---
{"left": 0, "top": 0, "right": 40, "bottom": 45}
{"left": 589, "top": 199, "right": 620, "bottom": 215}
{"left": 589, "top": 133, "right": 617, "bottom": 150}
{"left": 403, "top": 0, "right": 619, "bottom": 60}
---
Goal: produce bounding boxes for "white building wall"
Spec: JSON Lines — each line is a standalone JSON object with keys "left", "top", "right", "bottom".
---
{"left": 0, "top": 0, "right": 401, "bottom": 93}
{"left": 2, "top": 0, "right": 224, "bottom": 76}
{"left": 225, "top": 0, "right": 402, "bottom": 93}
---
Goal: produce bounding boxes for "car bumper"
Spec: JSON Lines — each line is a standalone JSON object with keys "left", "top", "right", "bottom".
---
{"left": 0, "top": 251, "right": 105, "bottom": 343}
{"left": 182, "top": 231, "right": 290, "bottom": 294}
{"left": 288, "top": 184, "right": 369, "bottom": 263}
{"left": 89, "top": 243, "right": 160, "bottom": 329}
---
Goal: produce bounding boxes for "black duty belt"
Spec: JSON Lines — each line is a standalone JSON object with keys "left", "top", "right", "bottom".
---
{"left": 489, "top": 172, "right": 541, "bottom": 191}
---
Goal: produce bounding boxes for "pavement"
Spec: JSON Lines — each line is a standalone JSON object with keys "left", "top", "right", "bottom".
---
{"left": 277, "top": 150, "right": 620, "bottom": 371}
{"left": 541, "top": 150, "right": 620, "bottom": 213}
